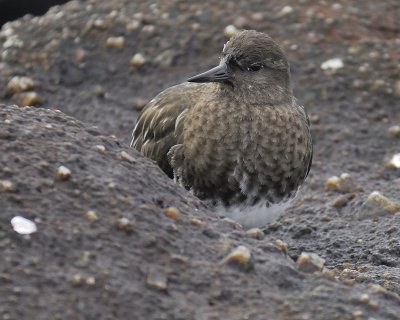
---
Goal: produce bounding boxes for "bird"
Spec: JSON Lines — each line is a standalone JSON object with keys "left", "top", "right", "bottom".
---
{"left": 131, "top": 30, "right": 312, "bottom": 227}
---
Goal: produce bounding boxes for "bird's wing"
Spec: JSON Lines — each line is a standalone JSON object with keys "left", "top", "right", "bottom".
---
{"left": 131, "top": 82, "right": 204, "bottom": 178}
{"left": 299, "top": 104, "right": 313, "bottom": 179}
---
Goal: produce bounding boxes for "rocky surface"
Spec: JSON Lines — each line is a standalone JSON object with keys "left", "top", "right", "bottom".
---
{"left": 1, "top": 0, "right": 400, "bottom": 319}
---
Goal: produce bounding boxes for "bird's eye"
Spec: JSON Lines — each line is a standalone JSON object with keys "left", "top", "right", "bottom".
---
{"left": 247, "top": 63, "right": 264, "bottom": 72}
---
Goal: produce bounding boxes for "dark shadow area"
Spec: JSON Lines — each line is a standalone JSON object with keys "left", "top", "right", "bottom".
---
{"left": 0, "top": 0, "right": 71, "bottom": 27}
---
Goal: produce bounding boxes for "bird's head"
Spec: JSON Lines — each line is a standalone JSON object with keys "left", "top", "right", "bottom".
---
{"left": 188, "top": 30, "right": 292, "bottom": 105}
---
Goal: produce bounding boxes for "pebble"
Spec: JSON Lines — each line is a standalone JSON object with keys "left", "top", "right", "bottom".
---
{"left": 57, "top": 165, "right": 71, "bottom": 180}
{"left": 11, "top": 216, "right": 37, "bottom": 235}
{"left": 0, "top": 180, "right": 15, "bottom": 192}
{"left": 130, "top": 53, "right": 146, "bottom": 67}
{"left": 86, "top": 210, "right": 98, "bottom": 222}
{"left": 388, "top": 125, "right": 400, "bottom": 137}
{"left": 142, "top": 25, "right": 155, "bottom": 36}
{"left": 274, "top": 239, "right": 288, "bottom": 251}
{"left": 85, "top": 276, "right": 96, "bottom": 286}
{"left": 245, "top": 228, "right": 264, "bottom": 240}
{"left": 191, "top": 218, "right": 204, "bottom": 226}
{"left": 126, "top": 20, "right": 140, "bottom": 31}
{"left": 224, "top": 25, "right": 238, "bottom": 38}
{"left": 17, "top": 92, "right": 41, "bottom": 107}
{"left": 321, "top": 58, "right": 343, "bottom": 71}
{"left": 165, "top": 207, "right": 181, "bottom": 220}
{"left": 297, "top": 252, "right": 325, "bottom": 273}
{"left": 106, "top": 36, "right": 125, "bottom": 49}
{"left": 277, "top": 5, "right": 294, "bottom": 17}
{"left": 146, "top": 268, "right": 167, "bottom": 290}
{"left": 386, "top": 154, "right": 400, "bottom": 169}
{"left": 357, "top": 191, "right": 400, "bottom": 219}
{"left": 116, "top": 217, "right": 131, "bottom": 230}
{"left": 220, "top": 245, "right": 254, "bottom": 272}
{"left": 6, "top": 76, "right": 35, "bottom": 94}
{"left": 94, "top": 145, "right": 106, "bottom": 153}
{"left": 325, "top": 173, "right": 355, "bottom": 192}
{"left": 74, "top": 48, "right": 87, "bottom": 62}
{"left": 117, "top": 151, "right": 136, "bottom": 164}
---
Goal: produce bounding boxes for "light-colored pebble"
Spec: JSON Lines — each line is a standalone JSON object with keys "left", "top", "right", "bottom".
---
{"left": 57, "top": 165, "right": 71, "bottom": 180}
{"left": 166, "top": 207, "right": 181, "bottom": 220}
{"left": 106, "top": 36, "right": 125, "bottom": 49}
{"left": 220, "top": 245, "right": 253, "bottom": 272}
{"left": 224, "top": 25, "right": 238, "bottom": 38}
{"left": 116, "top": 217, "right": 131, "bottom": 230}
{"left": 17, "top": 92, "right": 41, "bottom": 106}
{"left": 297, "top": 252, "right": 325, "bottom": 273}
{"left": 11, "top": 216, "right": 37, "bottom": 235}
{"left": 388, "top": 125, "right": 400, "bottom": 137}
{"left": 146, "top": 268, "right": 167, "bottom": 290}
{"left": 0, "top": 180, "right": 15, "bottom": 192}
{"left": 387, "top": 153, "right": 400, "bottom": 169}
{"left": 274, "top": 239, "right": 288, "bottom": 251}
{"left": 245, "top": 228, "right": 264, "bottom": 240}
{"left": 321, "top": 58, "right": 343, "bottom": 71}
{"left": 86, "top": 210, "right": 98, "bottom": 222}
{"left": 130, "top": 53, "right": 146, "bottom": 67}
{"left": 6, "top": 76, "right": 34, "bottom": 94}
{"left": 117, "top": 151, "right": 136, "bottom": 163}
{"left": 94, "top": 145, "right": 106, "bottom": 153}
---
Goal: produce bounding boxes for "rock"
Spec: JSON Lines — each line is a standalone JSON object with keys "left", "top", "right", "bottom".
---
{"left": 146, "top": 268, "right": 167, "bottom": 291}
{"left": 117, "top": 151, "right": 136, "bottom": 164}
{"left": 57, "top": 165, "right": 71, "bottom": 180}
{"left": 105, "top": 36, "right": 125, "bottom": 49}
{"left": 245, "top": 228, "right": 264, "bottom": 240}
{"left": 6, "top": 76, "right": 35, "bottom": 94}
{"left": 165, "top": 207, "right": 181, "bottom": 220}
{"left": 130, "top": 53, "right": 146, "bottom": 67}
{"left": 86, "top": 210, "right": 99, "bottom": 222}
{"left": 16, "top": 91, "right": 41, "bottom": 106}
{"left": 388, "top": 125, "right": 400, "bottom": 137}
{"left": 297, "top": 252, "right": 325, "bottom": 273}
{"left": 220, "top": 245, "right": 254, "bottom": 272}
{"left": 223, "top": 25, "right": 238, "bottom": 38}
{"left": 356, "top": 191, "right": 400, "bottom": 219}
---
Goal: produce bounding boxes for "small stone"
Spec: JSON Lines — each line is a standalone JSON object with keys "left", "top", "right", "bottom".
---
{"left": 146, "top": 268, "right": 167, "bottom": 290}
{"left": 220, "top": 245, "right": 254, "bottom": 272}
{"left": 71, "top": 274, "right": 83, "bottom": 286}
{"left": 93, "top": 85, "right": 105, "bottom": 97}
{"left": 75, "top": 48, "right": 87, "bottom": 62}
{"left": 251, "top": 13, "right": 264, "bottom": 21}
{"left": 325, "top": 173, "right": 356, "bottom": 192}
{"left": 17, "top": 92, "right": 41, "bottom": 106}
{"left": 11, "top": 216, "right": 37, "bottom": 235}
{"left": 386, "top": 154, "right": 400, "bottom": 169}
{"left": 142, "top": 25, "right": 155, "bottom": 36}
{"left": 297, "top": 252, "right": 325, "bottom": 273}
{"left": 388, "top": 125, "right": 400, "bottom": 137}
{"left": 93, "top": 19, "right": 108, "bottom": 29}
{"left": 126, "top": 20, "right": 140, "bottom": 31}
{"left": 166, "top": 207, "right": 181, "bottom": 220}
{"left": 86, "top": 210, "right": 98, "bottom": 222}
{"left": 357, "top": 191, "right": 400, "bottom": 220}
{"left": 245, "top": 228, "right": 264, "bottom": 240}
{"left": 116, "top": 217, "right": 131, "bottom": 230}
{"left": 325, "top": 176, "right": 341, "bottom": 191}
{"left": 308, "top": 114, "right": 320, "bottom": 123}
{"left": 0, "top": 180, "right": 15, "bottom": 192}
{"left": 274, "top": 239, "right": 288, "bottom": 251}
{"left": 94, "top": 145, "right": 106, "bottom": 153}
{"left": 191, "top": 218, "right": 204, "bottom": 226}
{"left": 6, "top": 76, "right": 35, "bottom": 94}
{"left": 321, "top": 58, "right": 343, "bottom": 71}
{"left": 277, "top": 5, "right": 294, "bottom": 17}
{"left": 57, "top": 165, "right": 71, "bottom": 180}
{"left": 359, "top": 293, "right": 370, "bottom": 303}
{"left": 117, "top": 151, "right": 136, "bottom": 163}
{"left": 106, "top": 36, "right": 125, "bottom": 49}
{"left": 130, "top": 53, "right": 146, "bottom": 67}
{"left": 224, "top": 25, "right": 238, "bottom": 38}
{"left": 352, "top": 310, "right": 363, "bottom": 318}
{"left": 85, "top": 276, "right": 96, "bottom": 286}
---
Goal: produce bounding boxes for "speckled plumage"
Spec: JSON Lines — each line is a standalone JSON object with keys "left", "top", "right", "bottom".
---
{"left": 132, "top": 30, "right": 312, "bottom": 217}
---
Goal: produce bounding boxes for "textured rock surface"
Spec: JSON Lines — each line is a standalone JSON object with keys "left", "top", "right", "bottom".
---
{"left": 1, "top": 0, "right": 400, "bottom": 319}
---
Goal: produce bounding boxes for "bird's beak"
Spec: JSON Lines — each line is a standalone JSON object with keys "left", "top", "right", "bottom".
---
{"left": 187, "top": 62, "right": 231, "bottom": 83}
